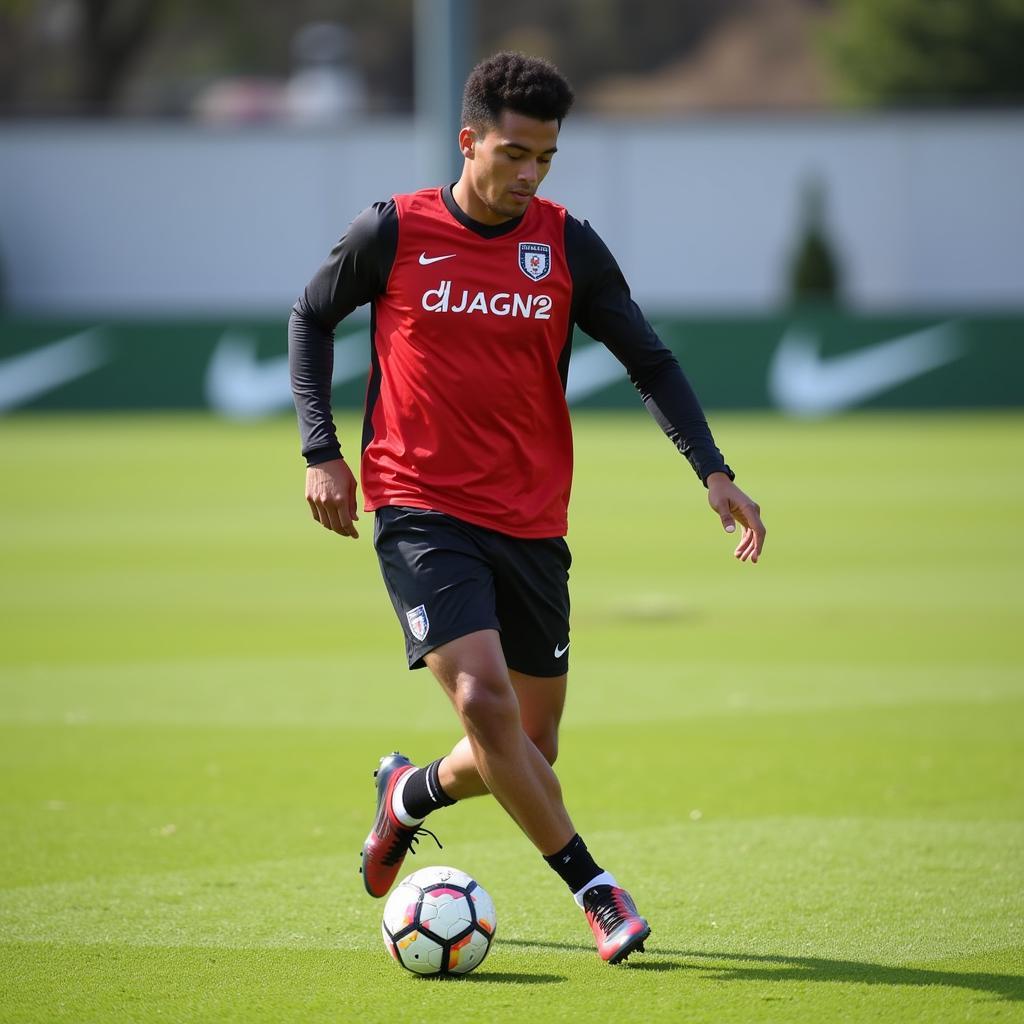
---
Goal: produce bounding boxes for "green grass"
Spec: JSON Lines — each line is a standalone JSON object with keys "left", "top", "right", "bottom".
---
{"left": 1, "top": 411, "right": 1022, "bottom": 1023}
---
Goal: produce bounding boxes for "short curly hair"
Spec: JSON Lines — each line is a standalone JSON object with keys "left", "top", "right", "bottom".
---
{"left": 461, "top": 52, "right": 575, "bottom": 131}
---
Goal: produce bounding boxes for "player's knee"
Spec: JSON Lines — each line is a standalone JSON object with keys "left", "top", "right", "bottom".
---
{"left": 453, "top": 673, "right": 519, "bottom": 747}
{"left": 526, "top": 727, "right": 558, "bottom": 765}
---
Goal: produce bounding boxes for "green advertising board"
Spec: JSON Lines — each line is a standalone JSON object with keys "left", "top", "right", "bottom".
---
{"left": 0, "top": 312, "right": 1020, "bottom": 416}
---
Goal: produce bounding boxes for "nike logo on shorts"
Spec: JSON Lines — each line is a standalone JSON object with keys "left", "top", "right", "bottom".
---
{"left": 554, "top": 642, "right": 570, "bottom": 658}
{"left": 418, "top": 252, "right": 457, "bottom": 265}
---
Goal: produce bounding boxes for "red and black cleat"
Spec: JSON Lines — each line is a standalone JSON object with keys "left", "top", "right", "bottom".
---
{"left": 359, "top": 752, "right": 441, "bottom": 898}
{"left": 582, "top": 884, "right": 651, "bottom": 964}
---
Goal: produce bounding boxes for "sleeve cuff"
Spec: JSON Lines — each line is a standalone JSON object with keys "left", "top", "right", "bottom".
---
{"left": 304, "top": 444, "right": 343, "bottom": 467}
{"left": 701, "top": 463, "right": 735, "bottom": 487}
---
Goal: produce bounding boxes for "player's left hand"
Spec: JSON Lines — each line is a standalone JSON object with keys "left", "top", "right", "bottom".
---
{"left": 706, "top": 472, "right": 765, "bottom": 563}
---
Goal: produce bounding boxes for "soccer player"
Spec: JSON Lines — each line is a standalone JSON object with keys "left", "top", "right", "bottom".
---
{"left": 289, "top": 52, "right": 765, "bottom": 965}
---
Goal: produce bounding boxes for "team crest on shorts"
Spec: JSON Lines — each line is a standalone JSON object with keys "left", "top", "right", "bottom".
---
{"left": 518, "top": 242, "right": 551, "bottom": 281}
{"left": 406, "top": 604, "right": 430, "bottom": 642}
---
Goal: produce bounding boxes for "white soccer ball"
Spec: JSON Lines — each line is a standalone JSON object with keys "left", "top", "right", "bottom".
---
{"left": 381, "top": 866, "right": 496, "bottom": 976}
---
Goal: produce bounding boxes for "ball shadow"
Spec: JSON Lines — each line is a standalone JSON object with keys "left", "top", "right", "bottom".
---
{"left": 433, "top": 970, "right": 565, "bottom": 985}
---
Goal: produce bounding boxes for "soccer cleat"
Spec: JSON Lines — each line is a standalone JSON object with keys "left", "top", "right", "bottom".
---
{"left": 581, "top": 884, "right": 651, "bottom": 964}
{"left": 359, "top": 752, "right": 441, "bottom": 898}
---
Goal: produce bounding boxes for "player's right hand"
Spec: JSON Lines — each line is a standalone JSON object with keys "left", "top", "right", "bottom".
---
{"left": 305, "top": 458, "right": 360, "bottom": 538}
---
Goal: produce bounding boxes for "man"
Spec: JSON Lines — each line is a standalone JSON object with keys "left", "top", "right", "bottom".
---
{"left": 289, "top": 52, "right": 765, "bottom": 965}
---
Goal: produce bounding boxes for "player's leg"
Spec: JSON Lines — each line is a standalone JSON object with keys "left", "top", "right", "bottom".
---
{"left": 426, "top": 531, "right": 574, "bottom": 846}
{"left": 479, "top": 530, "right": 649, "bottom": 963}
{"left": 510, "top": 667, "right": 566, "bottom": 765}
{"left": 435, "top": 667, "right": 566, "bottom": 800}
{"left": 361, "top": 506, "right": 500, "bottom": 898}
{"left": 425, "top": 630, "right": 572, "bottom": 852}
{"left": 426, "top": 630, "right": 649, "bottom": 963}
{"left": 360, "top": 639, "right": 569, "bottom": 892}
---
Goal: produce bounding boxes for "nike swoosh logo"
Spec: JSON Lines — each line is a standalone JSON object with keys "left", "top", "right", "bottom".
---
{"left": 565, "top": 343, "right": 623, "bottom": 404}
{"left": 204, "top": 327, "right": 369, "bottom": 417}
{"left": 768, "top": 321, "right": 964, "bottom": 416}
{"left": 554, "top": 642, "right": 570, "bottom": 658}
{"left": 564, "top": 322, "right": 672, "bottom": 405}
{"left": 0, "top": 329, "right": 109, "bottom": 412}
{"left": 419, "top": 252, "right": 457, "bottom": 265}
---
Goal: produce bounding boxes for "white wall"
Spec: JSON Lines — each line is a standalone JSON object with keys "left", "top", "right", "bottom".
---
{"left": 1, "top": 113, "right": 1022, "bottom": 315}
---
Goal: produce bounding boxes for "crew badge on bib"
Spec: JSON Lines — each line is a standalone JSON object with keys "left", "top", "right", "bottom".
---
{"left": 518, "top": 242, "right": 551, "bottom": 282}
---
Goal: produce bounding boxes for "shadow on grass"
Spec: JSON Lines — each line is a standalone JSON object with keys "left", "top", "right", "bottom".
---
{"left": 440, "top": 970, "right": 565, "bottom": 984}
{"left": 502, "top": 938, "right": 592, "bottom": 955}
{"left": 499, "top": 939, "right": 1023, "bottom": 1001}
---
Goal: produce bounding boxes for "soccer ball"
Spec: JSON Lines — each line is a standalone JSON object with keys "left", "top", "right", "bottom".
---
{"left": 381, "top": 866, "right": 496, "bottom": 976}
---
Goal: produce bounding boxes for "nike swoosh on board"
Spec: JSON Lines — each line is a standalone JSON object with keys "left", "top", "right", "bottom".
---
{"left": 565, "top": 323, "right": 673, "bottom": 406}
{"left": 418, "top": 253, "right": 457, "bottom": 265}
{"left": 204, "top": 327, "right": 369, "bottom": 418}
{"left": 565, "top": 343, "right": 623, "bottom": 404}
{"left": 0, "top": 329, "right": 109, "bottom": 412}
{"left": 768, "top": 321, "right": 965, "bottom": 417}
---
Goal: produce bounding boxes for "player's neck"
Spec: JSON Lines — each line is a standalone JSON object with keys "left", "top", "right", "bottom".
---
{"left": 451, "top": 176, "right": 514, "bottom": 227}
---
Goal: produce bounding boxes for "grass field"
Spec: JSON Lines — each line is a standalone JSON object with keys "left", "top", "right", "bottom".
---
{"left": 1, "top": 411, "right": 1022, "bottom": 1023}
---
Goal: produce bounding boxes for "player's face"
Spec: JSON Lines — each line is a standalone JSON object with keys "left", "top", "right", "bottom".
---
{"left": 459, "top": 111, "right": 559, "bottom": 224}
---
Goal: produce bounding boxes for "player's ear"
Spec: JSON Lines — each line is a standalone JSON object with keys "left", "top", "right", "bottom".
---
{"left": 458, "top": 127, "right": 477, "bottom": 159}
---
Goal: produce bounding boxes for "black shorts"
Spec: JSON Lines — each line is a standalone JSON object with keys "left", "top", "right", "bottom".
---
{"left": 373, "top": 505, "right": 571, "bottom": 677}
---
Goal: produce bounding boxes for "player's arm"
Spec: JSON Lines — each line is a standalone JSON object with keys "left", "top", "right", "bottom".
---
{"left": 288, "top": 200, "right": 397, "bottom": 538}
{"left": 565, "top": 218, "right": 765, "bottom": 563}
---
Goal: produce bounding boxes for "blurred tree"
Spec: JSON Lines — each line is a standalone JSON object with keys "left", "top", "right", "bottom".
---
{"left": 79, "top": 0, "right": 164, "bottom": 110}
{"left": 786, "top": 175, "right": 842, "bottom": 306}
{"left": 0, "top": 0, "right": 165, "bottom": 114}
{"left": 825, "top": 0, "right": 1024, "bottom": 105}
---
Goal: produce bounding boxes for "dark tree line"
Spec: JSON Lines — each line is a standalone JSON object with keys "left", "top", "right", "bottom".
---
{"left": 2, "top": 0, "right": 1023, "bottom": 117}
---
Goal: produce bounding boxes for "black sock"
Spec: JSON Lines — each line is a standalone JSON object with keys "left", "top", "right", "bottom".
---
{"left": 543, "top": 834, "right": 603, "bottom": 895}
{"left": 400, "top": 758, "right": 457, "bottom": 821}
